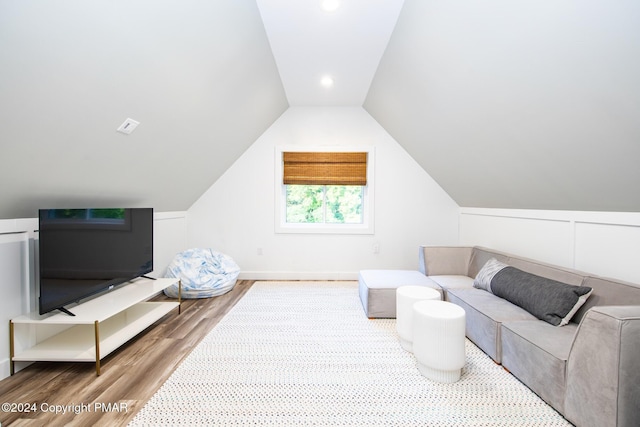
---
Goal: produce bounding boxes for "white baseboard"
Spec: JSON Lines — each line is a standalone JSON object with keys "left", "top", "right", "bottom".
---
{"left": 0, "top": 358, "right": 9, "bottom": 381}
{"left": 238, "top": 271, "right": 359, "bottom": 281}
{"left": 0, "top": 358, "right": 33, "bottom": 382}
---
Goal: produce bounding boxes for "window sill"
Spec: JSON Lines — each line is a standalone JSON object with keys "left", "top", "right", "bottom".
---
{"left": 275, "top": 222, "right": 374, "bottom": 235}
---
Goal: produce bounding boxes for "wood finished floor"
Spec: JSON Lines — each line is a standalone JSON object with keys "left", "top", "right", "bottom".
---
{"left": 0, "top": 279, "right": 255, "bottom": 427}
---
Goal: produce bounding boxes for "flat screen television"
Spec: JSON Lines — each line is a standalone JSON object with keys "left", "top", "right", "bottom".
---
{"left": 38, "top": 208, "right": 154, "bottom": 316}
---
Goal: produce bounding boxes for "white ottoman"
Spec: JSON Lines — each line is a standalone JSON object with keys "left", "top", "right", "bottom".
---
{"left": 396, "top": 286, "right": 441, "bottom": 352}
{"left": 413, "top": 300, "right": 466, "bottom": 383}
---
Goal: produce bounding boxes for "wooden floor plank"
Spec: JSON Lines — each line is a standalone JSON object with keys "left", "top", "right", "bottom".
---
{"left": 0, "top": 280, "right": 254, "bottom": 427}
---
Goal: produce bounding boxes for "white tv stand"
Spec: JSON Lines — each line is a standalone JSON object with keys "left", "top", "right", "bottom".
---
{"left": 9, "top": 277, "right": 181, "bottom": 376}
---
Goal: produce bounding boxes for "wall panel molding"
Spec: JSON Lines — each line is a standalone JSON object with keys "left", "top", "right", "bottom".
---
{"left": 460, "top": 208, "right": 640, "bottom": 283}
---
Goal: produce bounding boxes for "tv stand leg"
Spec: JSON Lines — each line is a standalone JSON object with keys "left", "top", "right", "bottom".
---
{"left": 9, "top": 320, "right": 15, "bottom": 376}
{"left": 141, "top": 275, "right": 156, "bottom": 280}
{"left": 95, "top": 321, "right": 101, "bottom": 376}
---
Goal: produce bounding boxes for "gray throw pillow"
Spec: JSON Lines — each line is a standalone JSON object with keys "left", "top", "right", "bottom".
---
{"left": 473, "top": 258, "right": 509, "bottom": 293}
{"left": 490, "top": 267, "right": 593, "bottom": 326}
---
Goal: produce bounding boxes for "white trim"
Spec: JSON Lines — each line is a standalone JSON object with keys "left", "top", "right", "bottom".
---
{"left": 274, "top": 146, "right": 375, "bottom": 235}
{"left": 238, "top": 270, "right": 359, "bottom": 281}
{"left": 154, "top": 211, "right": 188, "bottom": 221}
{"left": 0, "top": 218, "right": 37, "bottom": 234}
{"left": 460, "top": 207, "right": 640, "bottom": 226}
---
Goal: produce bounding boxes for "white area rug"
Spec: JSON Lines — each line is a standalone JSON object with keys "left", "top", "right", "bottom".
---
{"left": 130, "top": 281, "right": 572, "bottom": 426}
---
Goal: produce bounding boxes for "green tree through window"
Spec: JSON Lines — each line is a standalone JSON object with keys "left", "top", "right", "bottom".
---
{"left": 286, "top": 185, "right": 363, "bottom": 224}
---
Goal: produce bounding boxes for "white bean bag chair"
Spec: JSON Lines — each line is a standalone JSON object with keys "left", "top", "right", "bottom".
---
{"left": 163, "top": 248, "right": 240, "bottom": 299}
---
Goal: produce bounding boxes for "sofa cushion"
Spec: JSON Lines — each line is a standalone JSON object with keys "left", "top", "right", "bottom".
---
{"left": 468, "top": 247, "right": 511, "bottom": 278}
{"left": 573, "top": 276, "right": 640, "bottom": 323}
{"left": 419, "top": 246, "right": 473, "bottom": 276}
{"left": 446, "top": 287, "right": 537, "bottom": 363}
{"left": 506, "top": 256, "right": 585, "bottom": 286}
{"left": 501, "top": 320, "right": 578, "bottom": 413}
{"left": 429, "top": 275, "right": 474, "bottom": 290}
{"left": 491, "top": 267, "right": 592, "bottom": 326}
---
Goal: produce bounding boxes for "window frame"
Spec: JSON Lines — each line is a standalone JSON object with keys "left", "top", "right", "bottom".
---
{"left": 275, "top": 146, "right": 375, "bottom": 235}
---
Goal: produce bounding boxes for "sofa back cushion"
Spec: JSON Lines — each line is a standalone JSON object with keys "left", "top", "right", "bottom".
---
{"left": 573, "top": 276, "right": 640, "bottom": 323}
{"left": 469, "top": 247, "right": 510, "bottom": 278}
{"left": 506, "top": 257, "right": 584, "bottom": 286}
{"left": 419, "top": 246, "right": 473, "bottom": 276}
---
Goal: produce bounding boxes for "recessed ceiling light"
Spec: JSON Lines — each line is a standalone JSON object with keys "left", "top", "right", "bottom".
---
{"left": 320, "top": 75, "right": 334, "bottom": 88}
{"left": 320, "top": 0, "right": 340, "bottom": 12}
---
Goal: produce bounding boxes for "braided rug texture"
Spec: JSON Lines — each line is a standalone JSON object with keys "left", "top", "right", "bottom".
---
{"left": 130, "top": 281, "right": 571, "bottom": 426}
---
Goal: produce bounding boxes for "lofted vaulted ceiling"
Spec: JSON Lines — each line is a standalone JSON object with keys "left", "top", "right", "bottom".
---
{"left": 364, "top": 0, "right": 640, "bottom": 212}
{"left": 1, "top": 0, "right": 639, "bottom": 220}
{"left": 0, "top": 0, "right": 288, "bottom": 219}
{"left": 256, "top": 0, "right": 404, "bottom": 106}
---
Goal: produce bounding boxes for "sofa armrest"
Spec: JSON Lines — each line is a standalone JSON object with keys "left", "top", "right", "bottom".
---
{"left": 564, "top": 306, "right": 640, "bottom": 427}
{"left": 418, "top": 246, "right": 473, "bottom": 276}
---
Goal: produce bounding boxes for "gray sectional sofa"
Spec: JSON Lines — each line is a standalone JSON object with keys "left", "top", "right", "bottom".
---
{"left": 364, "top": 245, "right": 640, "bottom": 427}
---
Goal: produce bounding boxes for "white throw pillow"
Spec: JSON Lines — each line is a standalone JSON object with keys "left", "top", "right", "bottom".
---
{"left": 473, "top": 258, "right": 509, "bottom": 293}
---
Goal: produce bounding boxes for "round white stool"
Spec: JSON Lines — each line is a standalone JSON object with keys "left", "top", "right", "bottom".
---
{"left": 412, "top": 300, "right": 466, "bottom": 383}
{"left": 396, "top": 286, "right": 441, "bottom": 352}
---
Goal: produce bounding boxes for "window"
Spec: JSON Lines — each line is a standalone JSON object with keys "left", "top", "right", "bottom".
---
{"left": 275, "top": 147, "right": 374, "bottom": 234}
{"left": 286, "top": 185, "right": 364, "bottom": 224}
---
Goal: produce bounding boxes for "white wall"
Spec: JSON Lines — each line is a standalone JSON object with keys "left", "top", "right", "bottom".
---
{"left": 0, "top": 219, "right": 37, "bottom": 380}
{"left": 460, "top": 208, "right": 640, "bottom": 284}
{"left": 151, "top": 212, "right": 189, "bottom": 278}
{"left": 187, "top": 107, "right": 460, "bottom": 279}
{"left": 0, "top": 212, "right": 187, "bottom": 380}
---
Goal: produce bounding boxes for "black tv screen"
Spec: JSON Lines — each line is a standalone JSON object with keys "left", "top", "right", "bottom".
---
{"left": 38, "top": 208, "right": 154, "bottom": 315}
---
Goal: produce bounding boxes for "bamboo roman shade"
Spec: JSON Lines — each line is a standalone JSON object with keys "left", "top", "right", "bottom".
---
{"left": 283, "top": 152, "right": 367, "bottom": 186}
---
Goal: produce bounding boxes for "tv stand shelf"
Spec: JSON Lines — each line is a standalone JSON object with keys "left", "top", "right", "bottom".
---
{"left": 9, "top": 277, "right": 181, "bottom": 376}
